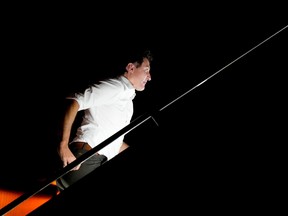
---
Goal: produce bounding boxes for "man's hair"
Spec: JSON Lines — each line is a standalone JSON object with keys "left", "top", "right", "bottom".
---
{"left": 92, "top": 47, "right": 154, "bottom": 80}
{"left": 126, "top": 48, "right": 153, "bottom": 67}
{"left": 109, "top": 47, "right": 153, "bottom": 75}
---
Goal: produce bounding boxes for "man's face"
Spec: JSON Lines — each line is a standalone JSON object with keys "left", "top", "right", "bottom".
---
{"left": 130, "top": 58, "right": 151, "bottom": 91}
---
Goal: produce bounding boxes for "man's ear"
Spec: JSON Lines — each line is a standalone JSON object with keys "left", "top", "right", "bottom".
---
{"left": 126, "top": 63, "right": 135, "bottom": 72}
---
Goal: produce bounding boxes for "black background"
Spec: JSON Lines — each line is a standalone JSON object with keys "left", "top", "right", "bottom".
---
{"left": 1, "top": 4, "right": 287, "bottom": 214}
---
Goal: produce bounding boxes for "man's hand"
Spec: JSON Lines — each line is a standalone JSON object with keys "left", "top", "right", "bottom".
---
{"left": 58, "top": 145, "right": 81, "bottom": 171}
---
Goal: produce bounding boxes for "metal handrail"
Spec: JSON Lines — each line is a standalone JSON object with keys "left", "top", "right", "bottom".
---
{"left": 1, "top": 24, "right": 286, "bottom": 215}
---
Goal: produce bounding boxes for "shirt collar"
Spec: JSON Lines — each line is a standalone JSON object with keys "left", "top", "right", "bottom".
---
{"left": 120, "top": 75, "right": 134, "bottom": 89}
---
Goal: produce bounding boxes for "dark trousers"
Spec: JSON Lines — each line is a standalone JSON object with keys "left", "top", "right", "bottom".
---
{"left": 56, "top": 142, "right": 107, "bottom": 191}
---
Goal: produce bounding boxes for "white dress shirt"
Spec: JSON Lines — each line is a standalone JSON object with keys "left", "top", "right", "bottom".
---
{"left": 68, "top": 75, "right": 136, "bottom": 160}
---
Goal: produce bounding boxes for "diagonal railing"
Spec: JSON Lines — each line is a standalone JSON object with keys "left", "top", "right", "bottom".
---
{"left": 0, "top": 24, "right": 286, "bottom": 216}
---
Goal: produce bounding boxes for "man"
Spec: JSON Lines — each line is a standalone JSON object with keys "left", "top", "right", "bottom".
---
{"left": 56, "top": 49, "right": 153, "bottom": 191}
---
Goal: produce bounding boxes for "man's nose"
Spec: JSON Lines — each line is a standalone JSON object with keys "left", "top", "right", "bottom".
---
{"left": 147, "top": 73, "right": 151, "bottom": 81}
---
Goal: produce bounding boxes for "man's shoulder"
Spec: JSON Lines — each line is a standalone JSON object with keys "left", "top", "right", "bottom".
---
{"left": 100, "top": 76, "right": 124, "bottom": 87}
{"left": 92, "top": 76, "right": 126, "bottom": 95}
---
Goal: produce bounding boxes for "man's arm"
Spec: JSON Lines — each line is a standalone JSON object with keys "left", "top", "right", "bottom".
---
{"left": 57, "top": 99, "right": 80, "bottom": 170}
